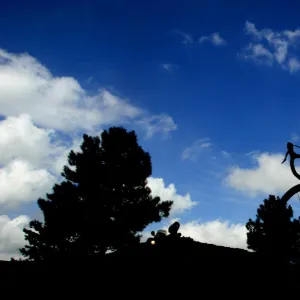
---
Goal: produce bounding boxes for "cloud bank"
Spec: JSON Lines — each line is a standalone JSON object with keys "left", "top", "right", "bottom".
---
{"left": 0, "top": 48, "right": 179, "bottom": 259}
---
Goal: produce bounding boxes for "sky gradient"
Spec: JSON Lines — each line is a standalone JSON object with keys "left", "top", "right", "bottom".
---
{"left": 1, "top": 0, "right": 300, "bottom": 259}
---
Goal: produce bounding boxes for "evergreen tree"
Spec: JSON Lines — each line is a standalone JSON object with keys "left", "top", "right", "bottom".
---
{"left": 246, "top": 195, "right": 300, "bottom": 259}
{"left": 20, "top": 127, "right": 172, "bottom": 261}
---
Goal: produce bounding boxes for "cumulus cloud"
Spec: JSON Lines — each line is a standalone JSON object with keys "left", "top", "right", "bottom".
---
{"left": 179, "top": 219, "right": 247, "bottom": 249}
{"left": 0, "top": 49, "right": 141, "bottom": 132}
{"left": 0, "top": 48, "right": 175, "bottom": 137}
{"left": 225, "top": 152, "right": 299, "bottom": 197}
{"left": 0, "top": 159, "right": 56, "bottom": 208}
{"left": 241, "top": 21, "right": 300, "bottom": 73}
{"left": 0, "top": 48, "right": 178, "bottom": 209}
{"left": 182, "top": 138, "right": 212, "bottom": 161}
{"left": 0, "top": 113, "right": 176, "bottom": 209}
{"left": 199, "top": 32, "right": 227, "bottom": 46}
{"left": 0, "top": 114, "right": 82, "bottom": 207}
{"left": 0, "top": 215, "right": 30, "bottom": 260}
{"left": 147, "top": 177, "right": 197, "bottom": 215}
{"left": 0, "top": 114, "right": 62, "bottom": 168}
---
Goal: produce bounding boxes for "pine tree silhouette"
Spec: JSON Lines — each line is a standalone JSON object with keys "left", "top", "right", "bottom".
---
{"left": 246, "top": 195, "right": 300, "bottom": 260}
{"left": 20, "top": 127, "right": 173, "bottom": 261}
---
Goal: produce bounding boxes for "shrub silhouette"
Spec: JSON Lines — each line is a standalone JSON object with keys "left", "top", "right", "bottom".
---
{"left": 19, "top": 127, "right": 173, "bottom": 261}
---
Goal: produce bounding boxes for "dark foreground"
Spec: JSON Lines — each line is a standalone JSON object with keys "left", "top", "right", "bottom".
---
{"left": 1, "top": 239, "right": 299, "bottom": 296}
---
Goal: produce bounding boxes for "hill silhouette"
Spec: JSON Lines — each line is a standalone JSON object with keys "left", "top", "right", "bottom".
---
{"left": 1, "top": 237, "right": 299, "bottom": 296}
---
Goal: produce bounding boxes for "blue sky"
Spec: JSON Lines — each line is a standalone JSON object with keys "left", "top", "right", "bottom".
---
{"left": 2, "top": 0, "right": 300, "bottom": 259}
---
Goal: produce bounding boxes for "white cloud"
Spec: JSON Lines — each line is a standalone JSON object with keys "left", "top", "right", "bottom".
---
{"left": 179, "top": 219, "right": 247, "bottom": 249}
{"left": 0, "top": 159, "right": 56, "bottom": 208}
{"left": 137, "top": 114, "right": 177, "bottom": 139}
{"left": 0, "top": 48, "right": 175, "bottom": 137}
{"left": 283, "top": 29, "right": 300, "bottom": 42}
{"left": 0, "top": 114, "right": 61, "bottom": 168}
{"left": 244, "top": 20, "right": 261, "bottom": 38}
{"left": 240, "top": 43, "right": 273, "bottom": 66}
{"left": 0, "top": 215, "right": 30, "bottom": 260}
{"left": 199, "top": 32, "right": 227, "bottom": 46}
{"left": 141, "top": 219, "right": 247, "bottom": 250}
{"left": 173, "top": 29, "right": 193, "bottom": 44}
{"left": 241, "top": 21, "right": 300, "bottom": 73}
{"left": 225, "top": 152, "right": 299, "bottom": 197}
{"left": 211, "top": 33, "right": 227, "bottom": 46}
{"left": 0, "top": 48, "right": 178, "bottom": 209}
{"left": 0, "top": 114, "right": 83, "bottom": 208}
{"left": 0, "top": 113, "right": 175, "bottom": 209}
{"left": 147, "top": 177, "right": 197, "bottom": 215}
{"left": 182, "top": 138, "right": 212, "bottom": 161}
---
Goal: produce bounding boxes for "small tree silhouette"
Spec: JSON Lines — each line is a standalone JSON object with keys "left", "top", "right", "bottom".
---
{"left": 20, "top": 127, "right": 173, "bottom": 261}
{"left": 246, "top": 195, "right": 300, "bottom": 260}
